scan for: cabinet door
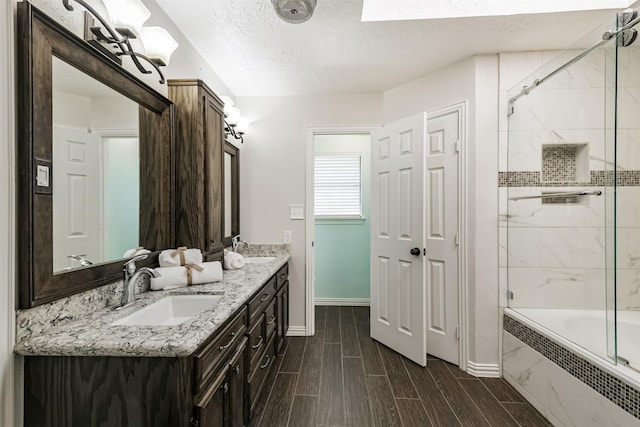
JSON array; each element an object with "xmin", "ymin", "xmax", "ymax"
[
  {"xmin": 194, "ymin": 364, "xmax": 229, "ymax": 427},
  {"xmin": 203, "ymin": 93, "xmax": 224, "ymax": 247},
  {"xmin": 276, "ymin": 281, "xmax": 289, "ymax": 353},
  {"xmin": 228, "ymin": 338, "xmax": 248, "ymax": 427}
]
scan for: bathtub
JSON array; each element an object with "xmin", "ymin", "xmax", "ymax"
[
  {"xmin": 510, "ymin": 308, "xmax": 640, "ymax": 388},
  {"xmin": 503, "ymin": 309, "xmax": 640, "ymax": 424}
]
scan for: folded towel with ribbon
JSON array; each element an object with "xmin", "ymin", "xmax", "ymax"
[
  {"xmin": 159, "ymin": 247, "xmax": 203, "ymax": 267},
  {"xmin": 150, "ymin": 261, "xmax": 223, "ymax": 291},
  {"xmin": 223, "ymin": 250, "xmax": 246, "ymax": 270},
  {"xmin": 123, "ymin": 247, "xmax": 151, "ymax": 258}
]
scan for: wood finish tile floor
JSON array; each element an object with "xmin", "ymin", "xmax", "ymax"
[{"xmin": 251, "ymin": 306, "xmax": 551, "ymax": 427}]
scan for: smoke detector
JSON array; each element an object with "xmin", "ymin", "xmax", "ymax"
[{"xmin": 272, "ymin": 0, "xmax": 317, "ymax": 24}]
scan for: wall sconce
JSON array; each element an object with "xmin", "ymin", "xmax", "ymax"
[
  {"xmin": 62, "ymin": 0, "xmax": 179, "ymax": 84},
  {"xmin": 220, "ymin": 96, "xmax": 248, "ymax": 144}
]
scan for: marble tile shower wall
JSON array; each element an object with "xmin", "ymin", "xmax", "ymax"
[{"xmin": 498, "ymin": 49, "xmax": 640, "ymax": 311}]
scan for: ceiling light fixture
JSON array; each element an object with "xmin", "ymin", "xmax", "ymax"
[
  {"xmin": 220, "ymin": 96, "xmax": 248, "ymax": 143},
  {"xmin": 62, "ymin": 0, "xmax": 179, "ymax": 84},
  {"xmin": 272, "ymin": 0, "xmax": 317, "ymax": 24}
]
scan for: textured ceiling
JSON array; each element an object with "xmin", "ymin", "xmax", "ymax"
[{"xmin": 155, "ymin": 0, "xmax": 624, "ymax": 96}]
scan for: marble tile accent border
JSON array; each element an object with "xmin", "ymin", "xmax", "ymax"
[
  {"xmin": 499, "ymin": 170, "xmax": 640, "ymax": 187},
  {"xmin": 504, "ymin": 313, "xmax": 640, "ymax": 420}
]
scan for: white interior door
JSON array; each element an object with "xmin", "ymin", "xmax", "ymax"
[
  {"xmin": 370, "ymin": 113, "xmax": 427, "ymax": 366},
  {"xmin": 53, "ymin": 126, "xmax": 102, "ymax": 271},
  {"xmin": 425, "ymin": 111, "xmax": 460, "ymax": 365}
]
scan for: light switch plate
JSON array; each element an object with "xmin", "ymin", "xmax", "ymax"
[
  {"xmin": 283, "ymin": 231, "xmax": 292, "ymax": 244},
  {"xmin": 34, "ymin": 158, "xmax": 52, "ymax": 195},
  {"xmin": 289, "ymin": 204, "xmax": 304, "ymax": 220}
]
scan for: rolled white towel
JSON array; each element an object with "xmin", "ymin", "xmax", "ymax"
[
  {"xmin": 150, "ymin": 261, "xmax": 223, "ymax": 291},
  {"xmin": 159, "ymin": 247, "xmax": 203, "ymax": 267},
  {"xmin": 123, "ymin": 247, "xmax": 151, "ymax": 258},
  {"xmin": 223, "ymin": 251, "xmax": 245, "ymax": 270}
]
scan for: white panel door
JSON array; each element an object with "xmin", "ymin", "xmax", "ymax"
[
  {"xmin": 53, "ymin": 126, "xmax": 102, "ymax": 271},
  {"xmin": 425, "ymin": 111, "xmax": 460, "ymax": 365},
  {"xmin": 370, "ymin": 113, "xmax": 426, "ymax": 366}
]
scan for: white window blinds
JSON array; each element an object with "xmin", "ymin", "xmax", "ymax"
[{"xmin": 314, "ymin": 154, "xmax": 362, "ymax": 216}]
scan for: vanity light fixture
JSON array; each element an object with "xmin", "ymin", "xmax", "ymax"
[
  {"xmin": 220, "ymin": 96, "xmax": 247, "ymax": 143},
  {"xmin": 62, "ymin": 0, "xmax": 179, "ymax": 83}
]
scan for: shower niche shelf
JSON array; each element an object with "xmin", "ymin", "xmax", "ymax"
[{"xmin": 541, "ymin": 143, "xmax": 589, "ymax": 183}]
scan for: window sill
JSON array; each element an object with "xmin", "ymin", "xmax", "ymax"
[{"xmin": 315, "ymin": 216, "xmax": 367, "ymax": 225}]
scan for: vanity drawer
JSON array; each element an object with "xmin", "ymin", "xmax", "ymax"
[
  {"xmin": 265, "ymin": 298, "xmax": 277, "ymax": 338},
  {"xmin": 276, "ymin": 264, "xmax": 288, "ymax": 289},
  {"xmin": 193, "ymin": 306, "xmax": 248, "ymax": 394},
  {"xmin": 248, "ymin": 277, "xmax": 276, "ymax": 323},
  {"xmin": 248, "ymin": 312, "xmax": 266, "ymax": 367},
  {"xmin": 248, "ymin": 333, "xmax": 277, "ymax": 415}
]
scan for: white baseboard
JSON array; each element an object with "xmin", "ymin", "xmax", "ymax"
[
  {"xmin": 466, "ymin": 361, "xmax": 500, "ymax": 378},
  {"xmin": 286, "ymin": 326, "xmax": 307, "ymax": 336},
  {"xmin": 314, "ymin": 298, "xmax": 370, "ymax": 306}
]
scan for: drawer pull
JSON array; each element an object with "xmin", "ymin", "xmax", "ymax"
[
  {"xmin": 252, "ymin": 336, "xmax": 264, "ymax": 349},
  {"xmin": 223, "ymin": 382, "xmax": 229, "ymax": 393},
  {"xmin": 234, "ymin": 365, "xmax": 240, "ymax": 374},
  {"xmin": 279, "ymin": 274, "xmax": 287, "ymax": 280},
  {"xmin": 267, "ymin": 316, "xmax": 276, "ymax": 325},
  {"xmin": 260, "ymin": 293, "xmax": 270, "ymax": 302},
  {"xmin": 260, "ymin": 355, "xmax": 271, "ymax": 369},
  {"xmin": 219, "ymin": 332, "xmax": 236, "ymax": 351}
]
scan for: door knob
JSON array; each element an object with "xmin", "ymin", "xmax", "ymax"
[{"xmin": 410, "ymin": 247, "xmax": 421, "ymax": 256}]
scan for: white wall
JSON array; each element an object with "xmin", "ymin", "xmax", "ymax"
[
  {"xmin": 1, "ymin": 1, "xmax": 16, "ymax": 425},
  {"xmin": 235, "ymin": 94, "xmax": 383, "ymax": 328},
  {"xmin": 383, "ymin": 55, "xmax": 501, "ymax": 367}
]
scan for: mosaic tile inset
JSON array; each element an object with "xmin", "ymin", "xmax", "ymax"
[
  {"xmin": 542, "ymin": 145, "xmax": 578, "ymax": 182},
  {"xmin": 504, "ymin": 313, "xmax": 640, "ymax": 420},
  {"xmin": 499, "ymin": 170, "xmax": 640, "ymax": 187}
]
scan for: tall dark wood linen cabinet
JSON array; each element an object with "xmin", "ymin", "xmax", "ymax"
[{"xmin": 168, "ymin": 80, "xmax": 225, "ymax": 256}]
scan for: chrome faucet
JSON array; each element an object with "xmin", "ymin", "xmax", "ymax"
[
  {"xmin": 119, "ymin": 254, "xmax": 160, "ymax": 309},
  {"xmin": 68, "ymin": 254, "xmax": 93, "ymax": 266},
  {"xmin": 231, "ymin": 235, "xmax": 248, "ymax": 252}
]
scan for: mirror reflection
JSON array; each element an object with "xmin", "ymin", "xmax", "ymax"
[
  {"xmin": 224, "ymin": 151, "xmax": 232, "ymax": 237},
  {"xmin": 52, "ymin": 56, "xmax": 140, "ymax": 272}
]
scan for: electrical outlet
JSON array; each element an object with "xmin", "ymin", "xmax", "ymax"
[{"xmin": 283, "ymin": 231, "xmax": 292, "ymax": 244}]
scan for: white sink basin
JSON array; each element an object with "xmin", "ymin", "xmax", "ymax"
[
  {"xmin": 111, "ymin": 295, "xmax": 222, "ymax": 326},
  {"xmin": 244, "ymin": 256, "xmax": 276, "ymax": 264}
]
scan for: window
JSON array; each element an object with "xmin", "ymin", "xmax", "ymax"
[{"xmin": 314, "ymin": 154, "xmax": 362, "ymax": 217}]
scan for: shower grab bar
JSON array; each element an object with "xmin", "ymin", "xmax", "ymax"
[
  {"xmin": 508, "ymin": 8, "xmax": 640, "ymax": 109},
  {"xmin": 508, "ymin": 190, "xmax": 602, "ymax": 201}
]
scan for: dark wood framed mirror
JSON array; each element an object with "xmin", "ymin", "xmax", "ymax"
[
  {"xmin": 17, "ymin": 2, "xmax": 173, "ymax": 308},
  {"xmin": 223, "ymin": 142, "xmax": 240, "ymax": 247}
]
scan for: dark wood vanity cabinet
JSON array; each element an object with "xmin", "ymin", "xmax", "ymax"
[
  {"xmin": 168, "ymin": 79, "xmax": 225, "ymax": 256},
  {"xmin": 275, "ymin": 264, "xmax": 290, "ymax": 353},
  {"xmin": 23, "ymin": 263, "xmax": 289, "ymax": 427},
  {"xmin": 193, "ymin": 336, "xmax": 247, "ymax": 427},
  {"xmin": 192, "ymin": 306, "xmax": 247, "ymax": 427}
]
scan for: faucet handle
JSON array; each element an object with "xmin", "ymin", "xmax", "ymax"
[
  {"xmin": 124, "ymin": 253, "xmax": 148, "ymax": 274},
  {"xmin": 232, "ymin": 235, "xmax": 241, "ymax": 243}
]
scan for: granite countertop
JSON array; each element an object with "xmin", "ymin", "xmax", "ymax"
[{"xmin": 14, "ymin": 252, "xmax": 290, "ymax": 358}]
